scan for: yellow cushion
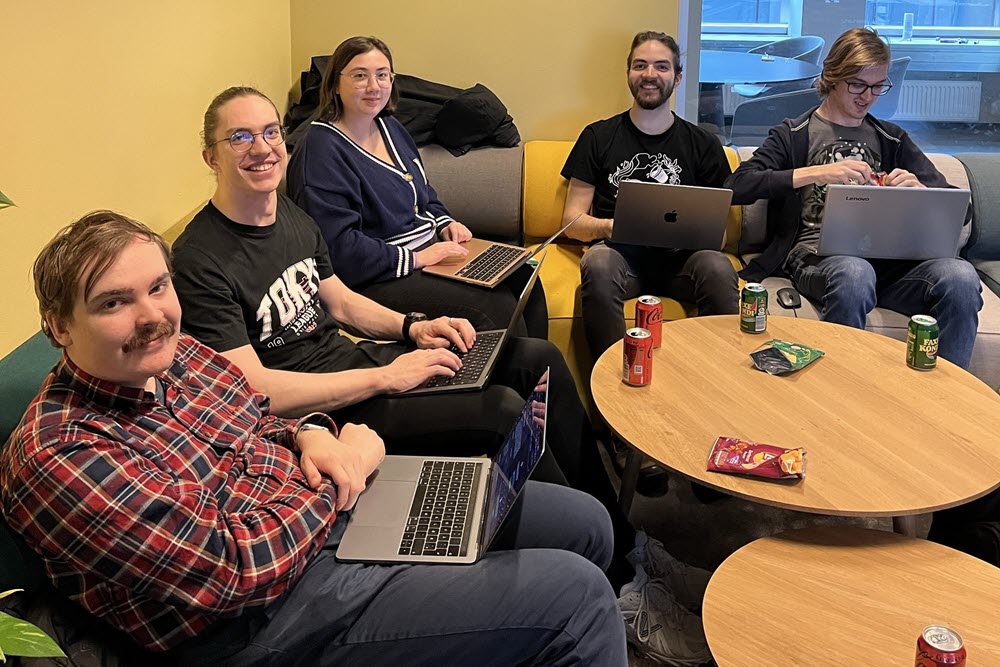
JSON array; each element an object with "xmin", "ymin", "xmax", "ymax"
[
  {"xmin": 722, "ymin": 146, "xmax": 742, "ymax": 255},
  {"xmin": 523, "ymin": 141, "xmax": 574, "ymax": 240}
]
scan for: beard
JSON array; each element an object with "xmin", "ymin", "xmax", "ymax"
[{"xmin": 630, "ymin": 78, "xmax": 675, "ymax": 110}]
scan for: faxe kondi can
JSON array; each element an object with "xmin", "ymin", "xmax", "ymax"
[
  {"xmin": 635, "ymin": 296, "xmax": 663, "ymax": 348},
  {"xmin": 623, "ymin": 328, "xmax": 653, "ymax": 386},
  {"xmin": 740, "ymin": 283, "xmax": 768, "ymax": 333},
  {"xmin": 906, "ymin": 315, "xmax": 940, "ymax": 371},
  {"xmin": 915, "ymin": 625, "xmax": 966, "ymax": 666}
]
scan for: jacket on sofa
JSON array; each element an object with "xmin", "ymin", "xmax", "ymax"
[{"xmin": 726, "ymin": 106, "xmax": 955, "ymax": 282}]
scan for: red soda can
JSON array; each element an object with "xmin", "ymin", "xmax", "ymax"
[
  {"xmin": 916, "ymin": 626, "xmax": 966, "ymax": 666},
  {"xmin": 623, "ymin": 328, "xmax": 653, "ymax": 386},
  {"xmin": 635, "ymin": 296, "xmax": 663, "ymax": 348}
]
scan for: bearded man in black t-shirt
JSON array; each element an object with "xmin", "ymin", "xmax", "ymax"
[{"xmin": 561, "ymin": 31, "xmax": 739, "ymax": 363}]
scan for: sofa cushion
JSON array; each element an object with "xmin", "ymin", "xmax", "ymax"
[
  {"xmin": 523, "ymin": 141, "xmax": 574, "ymax": 240},
  {"xmin": 957, "ymin": 153, "xmax": 1000, "ymax": 263},
  {"xmin": 419, "ymin": 143, "xmax": 523, "ymax": 243},
  {"xmin": 1, "ymin": 331, "xmax": 60, "ymax": 592},
  {"xmin": 974, "ymin": 259, "xmax": 1000, "ymax": 298}
]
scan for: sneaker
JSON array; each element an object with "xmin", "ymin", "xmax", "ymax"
[
  {"xmin": 618, "ymin": 564, "xmax": 713, "ymax": 666},
  {"xmin": 627, "ymin": 531, "xmax": 713, "ymax": 614}
]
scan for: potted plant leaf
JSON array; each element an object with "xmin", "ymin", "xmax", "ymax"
[{"xmin": 0, "ymin": 590, "xmax": 65, "ymax": 662}]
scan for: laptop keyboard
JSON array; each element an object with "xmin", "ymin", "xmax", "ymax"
[
  {"xmin": 456, "ymin": 244, "xmax": 525, "ymax": 282},
  {"xmin": 399, "ymin": 460, "xmax": 483, "ymax": 557},
  {"xmin": 422, "ymin": 330, "xmax": 503, "ymax": 388}
]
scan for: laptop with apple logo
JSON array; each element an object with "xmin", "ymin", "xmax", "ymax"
[{"xmin": 611, "ymin": 181, "xmax": 733, "ymax": 250}]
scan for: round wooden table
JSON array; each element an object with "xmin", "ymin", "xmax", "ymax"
[
  {"xmin": 592, "ymin": 315, "xmax": 1000, "ymax": 523},
  {"xmin": 703, "ymin": 526, "xmax": 1000, "ymax": 665}
]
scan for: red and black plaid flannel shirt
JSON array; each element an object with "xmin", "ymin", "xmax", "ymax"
[{"xmin": 0, "ymin": 335, "xmax": 339, "ymax": 651}]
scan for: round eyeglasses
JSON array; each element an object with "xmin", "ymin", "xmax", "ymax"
[
  {"xmin": 208, "ymin": 125, "xmax": 287, "ymax": 153},
  {"xmin": 341, "ymin": 71, "xmax": 395, "ymax": 89},
  {"xmin": 843, "ymin": 80, "xmax": 893, "ymax": 96}
]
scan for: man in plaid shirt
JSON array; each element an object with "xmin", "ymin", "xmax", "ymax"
[{"xmin": 0, "ymin": 212, "xmax": 626, "ymax": 664}]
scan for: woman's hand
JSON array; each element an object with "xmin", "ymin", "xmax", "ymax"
[
  {"xmin": 414, "ymin": 242, "xmax": 469, "ymax": 269},
  {"xmin": 440, "ymin": 222, "xmax": 473, "ymax": 243}
]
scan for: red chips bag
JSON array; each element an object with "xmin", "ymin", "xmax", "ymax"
[{"xmin": 707, "ymin": 437, "xmax": 806, "ymax": 479}]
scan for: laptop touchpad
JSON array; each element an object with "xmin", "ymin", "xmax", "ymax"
[{"xmin": 350, "ymin": 481, "xmax": 415, "ymax": 527}]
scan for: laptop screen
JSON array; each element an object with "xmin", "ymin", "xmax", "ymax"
[{"xmin": 480, "ymin": 369, "xmax": 548, "ymax": 548}]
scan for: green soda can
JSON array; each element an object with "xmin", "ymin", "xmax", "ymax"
[
  {"xmin": 906, "ymin": 314, "xmax": 940, "ymax": 371},
  {"xmin": 740, "ymin": 283, "xmax": 768, "ymax": 333}
]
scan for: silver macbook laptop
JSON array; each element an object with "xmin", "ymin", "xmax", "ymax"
[
  {"xmin": 402, "ymin": 253, "xmax": 544, "ymax": 396},
  {"xmin": 611, "ymin": 181, "xmax": 732, "ymax": 250},
  {"xmin": 423, "ymin": 215, "xmax": 578, "ymax": 288},
  {"xmin": 819, "ymin": 185, "xmax": 970, "ymax": 260},
  {"xmin": 336, "ymin": 371, "xmax": 548, "ymax": 564}
]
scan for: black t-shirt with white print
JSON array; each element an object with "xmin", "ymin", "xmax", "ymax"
[
  {"xmin": 561, "ymin": 111, "xmax": 732, "ymax": 259},
  {"xmin": 172, "ymin": 195, "xmax": 356, "ymax": 374}
]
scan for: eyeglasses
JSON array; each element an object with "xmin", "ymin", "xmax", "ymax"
[
  {"xmin": 842, "ymin": 80, "xmax": 893, "ymax": 96},
  {"xmin": 341, "ymin": 71, "xmax": 395, "ymax": 89},
  {"xmin": 208, "ymin": 125, "xmax": 287, "ymax": 153}
]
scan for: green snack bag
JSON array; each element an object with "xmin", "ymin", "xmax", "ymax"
[{"xmin": 750, "ymin": 339, "xmax": 825, "ymax": 375}]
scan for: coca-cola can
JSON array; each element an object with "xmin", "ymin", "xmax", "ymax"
[
  {"xmin": 623, "ymin": 328, "xmax": 653, "ymax": 386},
  {"xmin": 635, "ymin": 296, "xmax": 663, "ymax": 348},
  {"xmin": 916, "ymin": 625, "xmax": 966, "ymax": 666}
]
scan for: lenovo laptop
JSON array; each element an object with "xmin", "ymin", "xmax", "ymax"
[
  {"xmin": 423, "ymin": 215, "xmax": 578, "ymax": 288},
  {"xmin": 818, "ymin": 185, "xmax": 970, "ymax": 260},
  {"xmin": 611, "ymin": 181, "xmax": 732, "ymax": 250},
  {"xmin": 337, "ymin": 372, "xmax": 548, "ymax": 564},
  {"xmin": 403, "ymin": 253, "xmax": 544, "ymax": 396}
]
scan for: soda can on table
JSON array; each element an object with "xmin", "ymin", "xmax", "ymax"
[
  {"xmin": 740, "ymin": 283, "xmax": 768, "ymax": 333},
  {"xmin": 915, "ymin": 625, "xmax": 966, "ymax": 666},
  {"xmin": 635, "ymin": 296, "xmax": 663, "ymax": 348},
  {"xmin": 623, "ymin": 327, "xmax": 653, "ymax": 386},
  {"xmin": 906, "ymin": 315, "xmax": 940, "ymax": 371}
]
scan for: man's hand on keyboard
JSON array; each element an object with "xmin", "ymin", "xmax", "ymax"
[
  {"xmin": 439, "ymin": 221, "xmax": 473, "ymax": 243},
  {"xmin": 384, "ymin": 348, "xmax": 464, "ymax": 393},
  {"xmin": 414, "ymin": 241, "xmax": 469, "ymax": 268},
  {"xmin": 410, "ymin": 316, "xmax": 476, "ymax": 352}
]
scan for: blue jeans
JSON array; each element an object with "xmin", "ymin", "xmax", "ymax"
[
  {"xmin": 172, "ymin": 482, "xmax": 627, "ymax": 667},
  {"xmin": 787, "ymin": 250, "xmax": 983, "ymax": 368},
  {"xmin": 580, "ymin": 243, "xmax": 739, "ymax": 360}
]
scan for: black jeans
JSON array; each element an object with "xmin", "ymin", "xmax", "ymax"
[{"xmin": 580, "ymin": 242, "xmax": 739, "ymax": 360}]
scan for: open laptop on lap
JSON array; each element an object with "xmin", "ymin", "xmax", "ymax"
[
  {"xmin": 423, "ymin": 215, "xmax": 578, "ymax": 288},
  {"xmin": 818, "ymin": 185, "xmax": 970, "ymax": 260},
  {"xmin": 611, "ymin": 181, "xmax": 732, "ymax": 250},
  {"xmin": 336, "ymin": 371, "xmax": 548, "ymax": 564},
  {"xmin": 402, "ymin": 253, "xmax": 544, "ymax": 396}
]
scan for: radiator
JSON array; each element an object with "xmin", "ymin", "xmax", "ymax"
[
  {"xmin": 722, "ymin": 80, "xmax": 982, "ymax": 123},
  {"xmin": 892, "ymin": 81, "xmax": 981, "ymax": 122}
]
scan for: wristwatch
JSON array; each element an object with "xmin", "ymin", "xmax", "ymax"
[{"xmin": 402, "ymin": 312, "xmax": 428, "ymax": 344}]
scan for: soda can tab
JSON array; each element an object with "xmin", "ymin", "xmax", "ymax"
[
  {"xmin": 906, "ymin": 315, "xmax": 939, "ymax": 371},
  {"xmin": 740, "ymin": 283, "xmax": 768, "ymax": 333},
  {"xmin": 915, "ymin": 625, "xmax": 966, "ymax": 666},
  {"xmin": 707, "ymin": 437, "xmax": 805, "ymax": 480},
  {"xmin": 623, "ymin": 328, "xmax": 653, "ymax": 386},
  {"xmin": 635, "ymin": 296, "xmax": 663, "ymax": 348}
]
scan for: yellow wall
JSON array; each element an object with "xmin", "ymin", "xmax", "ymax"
[
  {"xmin": 289, "ymin": 0, "xmax": 680, "ymax": 141},
  {"xmin": 0, "ymin": 2, "xmax": 292, "ymax": 357}
]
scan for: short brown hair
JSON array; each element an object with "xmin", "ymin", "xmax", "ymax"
[
  {"xmin": 33, "ymin": 210, "xmax": 171, "ymax": 346},
  {"xmin": 317, "ymin": 36, "xmax": 400, "ymax": 124},
  {"xmin": 817, "ymin": 27, "xmax": 891, "ymax": 96},
  {"xmin": 202, "ymin": 86, "xmax": 280, "ymax": 150},
  {"xmin": 627, "ymin": 31, "xmax": 683, "ymax": 76}
]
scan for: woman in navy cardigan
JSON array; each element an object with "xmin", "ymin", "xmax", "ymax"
[{"xmin": 287, "ymin": 36, "xmax": 546, "ymax": 338}]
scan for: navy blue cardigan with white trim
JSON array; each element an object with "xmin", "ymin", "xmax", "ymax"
[{"xmin": 287, "ymin": 116, "xmax": 454, "ymax": 288}]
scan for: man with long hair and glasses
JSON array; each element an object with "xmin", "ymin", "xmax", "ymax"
[{"xmin": 727, "ymin": 27, "xmax": 982, "ymax": 368}]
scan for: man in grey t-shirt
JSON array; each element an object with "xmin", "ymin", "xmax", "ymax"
[{"xmin": 727, "ymin": 27, "xmax": 982, "ymax": 368}]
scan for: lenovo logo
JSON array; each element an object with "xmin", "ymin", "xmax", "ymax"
[{"xmin": 845, "ymin": 196, "xmax": 869, "ymax": 202}]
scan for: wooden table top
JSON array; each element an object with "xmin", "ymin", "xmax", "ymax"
[
  {"xmin": 591, "ymin": 315, "xmax": 1000, "ymax": 516},
  {"xmin": 703, "ymin": 526, "xmax": 1000, "ymax": 665}
]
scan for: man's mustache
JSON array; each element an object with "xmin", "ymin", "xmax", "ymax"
[{"xmin": 122, "ymin": 320, "xmax": 175, "ymax": 354}]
